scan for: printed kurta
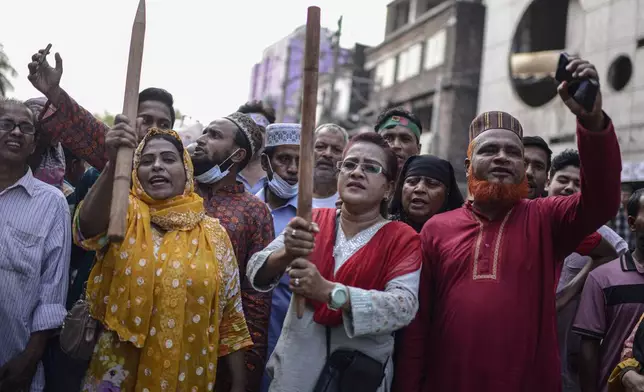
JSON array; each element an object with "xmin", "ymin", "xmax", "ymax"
[
  {"xmin": 202, "ymin": 182, "xmax": 275, "ymax": 392},
  {"xmin": 394, "ymin": 119, "xmax": 622, "ymax": 392}
]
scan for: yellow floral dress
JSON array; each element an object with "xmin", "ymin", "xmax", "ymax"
[{"xmin": 73, "ymin": 128, "xmax": 253, "ymax": 392}]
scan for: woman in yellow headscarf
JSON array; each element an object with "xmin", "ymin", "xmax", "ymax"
[{"xmin": 73, "ymin": 118, "xmax": 252, "ymax": 392}]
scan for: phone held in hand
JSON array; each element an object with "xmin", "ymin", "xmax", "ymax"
[{"xmin": 555, "ymin": 52, "xmax": 599, "ymax": 113}]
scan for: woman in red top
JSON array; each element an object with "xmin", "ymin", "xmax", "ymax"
[{"xmin": 247, "ymin": 132, "xmax": 422, "ymax": 391}]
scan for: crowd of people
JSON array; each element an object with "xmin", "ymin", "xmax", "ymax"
[{"xmin": 1, "ymin": 46, "xmax": 644, "ymax": 392}]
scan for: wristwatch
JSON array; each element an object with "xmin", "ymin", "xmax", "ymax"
[{"xmin": 327, "ymin": 284, "xmax": 349, "ymax": 311}]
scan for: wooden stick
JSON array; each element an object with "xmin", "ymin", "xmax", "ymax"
[
  {"xmin": 295, "ymin": 6, "xmax": 321, "ymax": 319},
  {"xmin": 107, "ymin": 0, "xmax": 146, "ymax": 242}
]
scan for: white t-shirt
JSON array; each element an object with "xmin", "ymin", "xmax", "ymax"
[{"xmin": 312, "ymin": 193, "xmax": 339, "ymax": 209}]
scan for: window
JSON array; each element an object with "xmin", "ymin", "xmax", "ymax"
[
  {"xmin": 418, "ymin": 0, "xmax": 444, "ymax": 15},
  {"xmin": 407, "ymin": 44, "xmax": 421, "ymax": 78},
  {"xmin": 397, "ymin": 44, "xmax": 422, "ymax": 82},
  {"xmin": 393, "ymin": 1, "xmax": 410, "ymax": 31},
  {"xmin": 374, "ymin": 57, "xmax": 396, "ymax": 90},
  {"xmin": 396, "ymin": 52, "xmax": 408, "ymax": 82},
  {"xmin": 378, "ymin": 57, "xmax": 396, "ymax": 88},
  {"xmin": 424, "ymin": 29, "xmax": 446, "ymax": 70}
]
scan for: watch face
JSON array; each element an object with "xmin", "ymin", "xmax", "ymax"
[{"xmin": 332, "ymin": 287, "xmax": 348, "ymax": 306}]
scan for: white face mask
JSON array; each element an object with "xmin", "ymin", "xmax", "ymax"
[
  {"xmin": 266, "ymin": 158, "xmax": 298, "ymax": 199},
  {"xmin": 194, "ymin": 149, "xmax": 240, "ymax": 184}
]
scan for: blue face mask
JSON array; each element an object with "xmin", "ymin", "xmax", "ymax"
[
  {"xmin": 266, "ymin": 158, "xmax": 298, "ymax": 199},
  {"xmin": 194, "ymin": 149, "xmax": 240, "ymax": 184}
]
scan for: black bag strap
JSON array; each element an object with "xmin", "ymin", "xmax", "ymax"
[{"xmin": 326, "ymin": 326, "xmax": 332, "ymax": 359}]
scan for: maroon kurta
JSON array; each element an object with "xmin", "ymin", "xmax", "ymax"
[{"xmin": 394, "ymin": 119, "xmax": 621, "ymax": 392}]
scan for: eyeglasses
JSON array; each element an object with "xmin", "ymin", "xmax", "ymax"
[
  {"xmin": 336, "ymin": 160, "xmax": 385, "ymax": 175},
  {"xmin": 0, "ymin": 119, "xmax": 36, "ymax": 135}
]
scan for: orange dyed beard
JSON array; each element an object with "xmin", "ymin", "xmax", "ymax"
[{"xmin": 467, "ymin": 142, "xmax": 529, "ymax": 204}]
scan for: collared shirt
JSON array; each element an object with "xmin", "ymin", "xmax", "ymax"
[
  {"xmin": 255, "ymin": 187, "xmax": 298, "ymax": 236},
  {"xmin": 0, "ymin": 169, "xmax": 71, "ymax": 392},
  {"xmin": 202, "ymin": 181, "xmax": 275, "ymax": 392},
  {"xmin": 572, "ymin": 253, "xmax": 644, "ymax": 392},
  {"xmin": 237, "ymin": 173, "xmax": 268, "ymax": 196},
  {"xmin": 255, "ymin": 186, "xmax": 298, "ymax": 392}
]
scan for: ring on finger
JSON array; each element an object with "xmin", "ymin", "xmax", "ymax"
[
  {"xmin": 291, "ymin": 229, "xmax": 297, "ymax": 237},
  {"xmin": 294, "ymin": 277, "xmax": 300, "ymax": 287}
]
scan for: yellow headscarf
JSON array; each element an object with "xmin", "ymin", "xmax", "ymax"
[{"xmin": 85, "ymin": 128, "xmax": 222, "ymax": 390}]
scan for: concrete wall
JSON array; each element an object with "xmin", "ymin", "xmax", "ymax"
[{"xmin": 478, "ymin": 0, "xmax": 644, "ymax": 168}]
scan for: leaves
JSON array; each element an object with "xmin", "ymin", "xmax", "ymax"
[{"xmin": 0, "ymin": 44, "xmax": 17, "ymax": 97}]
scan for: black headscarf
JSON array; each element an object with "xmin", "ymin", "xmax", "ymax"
[{"xmin": 389, "ymin": 155, "xmax": 464, "ymax": 230}]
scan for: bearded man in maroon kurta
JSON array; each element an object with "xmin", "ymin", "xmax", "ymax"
[{"xmin": 394, "ymin": 58, "xmax": 622, "ymax": 392}]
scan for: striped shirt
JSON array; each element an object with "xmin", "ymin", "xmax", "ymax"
[{"xmin": 0, "ymin": 169, "xmax": 71, "ymax": 392}]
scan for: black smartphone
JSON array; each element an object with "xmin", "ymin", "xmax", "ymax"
[
  {"xmin": 555, "ymin": 52, "xmax": 574, "ymax": 83},
  {"xmin": 555, "ymin": 52, "xmax": 599, "ymax": 113}
]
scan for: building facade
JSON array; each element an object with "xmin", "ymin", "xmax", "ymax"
[
  {"xmin": 478, "ymin": 0, "xmax": 644, "ymax": 181},
  {"xmin": 316, "ymin": 44, "xmax": 372, "ymax": 128},
  {"xmin": 361, "ymin": 0, "xmax": 486, "ymax": 185},
  {"xmin": 248, "ymin": 25, "xmax": 351, "ymax": 123}
]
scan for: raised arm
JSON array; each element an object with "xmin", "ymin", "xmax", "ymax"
[
  {"xmin": 77, "ymin": 115, "xmax": 138, "ymax": 239},
  {"xmin": 541, "ymin": 58, "xmax": 621, "ymax": 257},
  {"xmin": 28, "ymin": 48, "xmax": 110, "ymax": 170}
]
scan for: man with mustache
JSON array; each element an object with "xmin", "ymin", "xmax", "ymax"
[
  {"xmin": 375, "ymin": 107, "xmax": 421, "ymax": 170},
  {"xmin": 191, "ymin": 112, "xmax": 275, "ymax": 392},
  {"xmin": 523, "ymin": 135, "xmax": 551, "ymax": 199},
  {"xmin": 254, "ymin": 123, "xmax": 301, "ymax": 392},
  {"xmin": 394, "ymin": 57, "xmax": 622, "ymax": 392},
  {"xmin": 312, "ymin": 123, "xmax": 348, "ymax": 208}
]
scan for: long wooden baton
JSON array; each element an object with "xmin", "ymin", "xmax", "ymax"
[
  {"xmin": 294, "ymin": 6, "xmax": 321, "ymax": 319},
  {"xmin": 107, "ymin": 0, "xmax": 146, "ymax": 242}
]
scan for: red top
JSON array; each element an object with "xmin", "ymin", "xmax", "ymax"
[
  {"xmin": 394, "ymin": 119, "xmax": 622, "ymax": 392},
  {"xmin": 307, "ymin": 208, "xmax": 421, "ymax": 326}
]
